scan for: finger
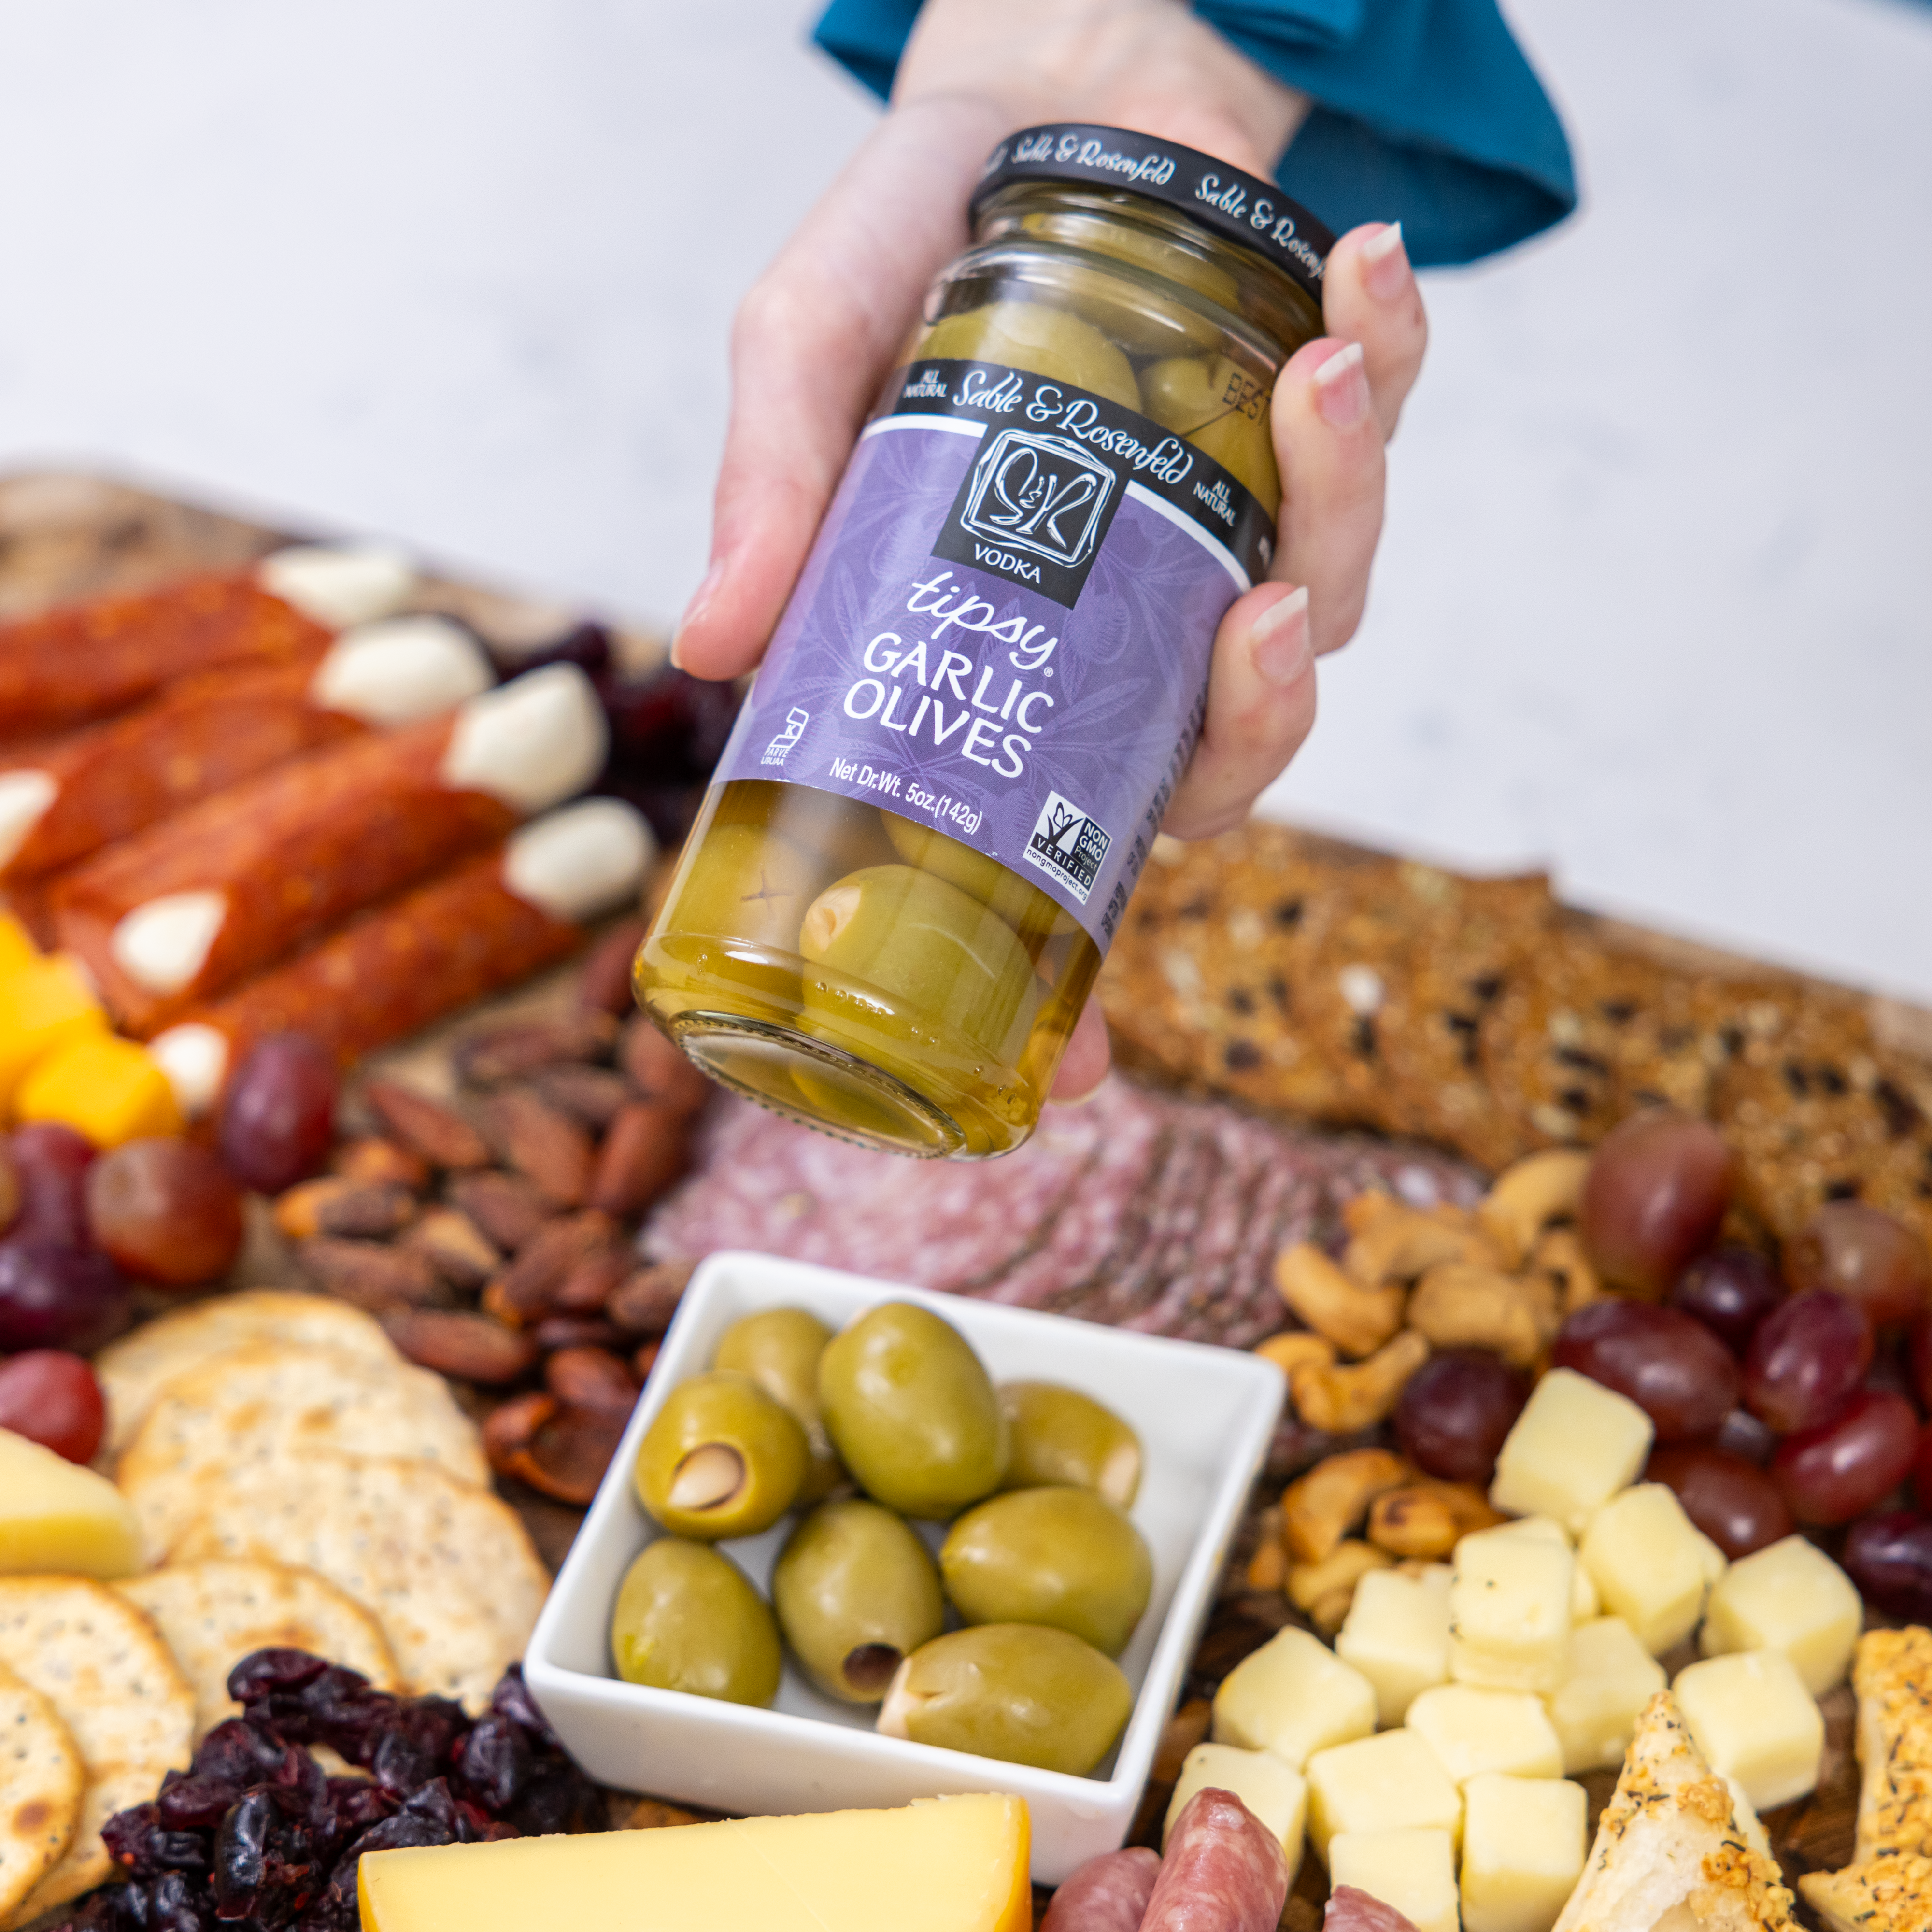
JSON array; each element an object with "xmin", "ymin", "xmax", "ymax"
[
  {"xmin": 1272, "ymin": 335, "xmax": 1387, "ymax": 656},
  {"xmin": 1320, "ymin": 222, "xmax": 1428, "ymax": 442},
  {"xmin": 1049, "ymin": 994, "xmax": 1113, "ymax": 1102},
  {"xmin": 1163, "ymin": 580, "xmax": 1319, "ymax": 839}
]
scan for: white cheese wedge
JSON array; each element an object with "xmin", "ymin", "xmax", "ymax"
[
  {"xmin": 1461, "ymin": 1773, "xmax": 1587, "ymax": 1932},
  {"xmin": 110, "ymin": 889, "xmax": 228, "ymax": 995},
  {"xmin": 0, "ymin": 769, "xmax": 57, "ymax": 869},
  {"xmin": 1449, "ymin": 1523, "xmax": 1573, "ymax": 1693},
  {"xmin": 1406, "ymin": 1683, "xmax": 1563, "ymax": 1786},
  {"xmin": 1580, "ymin": 1482, "xmax": 1717, "ymax": 1655},
  {"xmin": 1211, "ymin": 1625, "xmax": 1377, "ymax": 1770},
  {"xmin": 259, "ymin": 542, "xmax": 416, "ymax": 627},
  {"xmin": 1480, "ymin": 1515, "xmax": 1598, "ymax": 1622},
  {"xmin": 1329, "ymin": 1829, "xmax": 1459, "ymax": 1932},
  {"xmin": 438, "ymin": 662, "xmax": 607, "ymax": 815},
  {"xmin": 1544, "ymin": 1615, "xmax": 1668, "ymax": 1775},
  {"xmin": 1306, "ymin": 1729, "xmax": 1463, "ymax": 1860},
  {"xmin": 1335, "ymin": 1563, "xmax": 1452, "ymax": 1725},
  {"xmin": 1490, "ymin": 1368, "xmax": 1653, "ymax": 1534},
  {"xmin": 1701, "ymin": 1534, "xmax": 1862, "ymax": 1695},
  {"xmin": 309, "ymin": 615, "xmax": 493, "ymax": 726},
  {"xmin": 147, "ymin": 1022, "xmax": 231, "ymax": 1120},
  {"xmin": 1165, "ymin": 1743, "xmax": 1305, "ymax": 1884},
  {"xmin": 1673, "ymin": 1648, "xmax": 1825, "ymax": 1812},
  {"xmin": 0, "ymin": 1427, "xmax": 143, "ymax": 1576},
  {"xmin": 502, "ymin": 799, "xmax": 654, "ymax": 923}
]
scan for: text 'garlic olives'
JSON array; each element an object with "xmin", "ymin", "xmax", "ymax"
[
  {"xmin": 611, "ymin": 1539, "xmax": 782, "ymax": 1708},
  {"xmin": 633, "ymin": 1370, "xmax": 808, "ymax": 1539},
  {"xmin": 634, "ymin": 123, "xmax": 1331, "ymax": 1158},
  {"xmin": 713, "ymin": 1305, "xmax": 844, "ymax": 1503},
  {"xmin": 1000, "ymin": 1381, "xmax": 1142, "ymax": 1506},
  {"xmin": 818, "ymin": 1302, "xmax": 1008, "ymax": 1519}
]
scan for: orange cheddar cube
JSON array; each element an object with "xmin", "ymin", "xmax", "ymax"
[
  {"xmin": 14, "ymin": 1032, "xmax": 183, "ymax": 1146},
  {"xmin": 0, "ymin": 953, "xmax": 106, "ymax": 1108}
]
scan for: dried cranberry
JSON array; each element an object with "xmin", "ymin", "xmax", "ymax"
[
  {"xmin": 454, "ymin": 1714, "xmax": 531, "ymax": 1814},
  {"xmin": 146, "ymin": 1872, "xmax": 215, "ymax": 1932},
  {"xmin": 488, "ymin": 1665, "xmax": 557, "ymax": 1746},
  {"xmin": 322, "ymin": 1777, "xmax": 395, "ymax": 1834},
  {"xmin": 506, "ymin": 1760, "xmax": 604, "ymax": 1838},
  {"xmin": 366, "ymin": 1701, "xmax": 466, "ymax": 1796},
  {"xmin": 192, "ymin": 1719, "xmax": 294, "ymax": 1789},
  {"xmin": 212, "ymin": 1786, "xmax": 321, "ymax": 1928},
  {"xmin": 156, "ymin": 1776, "xmax": 240, "ymax": 1832},
  {"xmin": 227, "ymin": 1649, "xmax": 331, "ymax": 1705}
]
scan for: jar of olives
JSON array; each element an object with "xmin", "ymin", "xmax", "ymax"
[{"xmin": 638, "ymin": 124, "xmax": 1333, "ymax": 1156}]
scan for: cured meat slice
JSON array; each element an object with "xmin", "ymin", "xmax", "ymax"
[
  {"xmin": 1038, "ymin": 1847, "xmax": 1161, "ymax": 1932},
  {"xmin": 0, "ymin": 617, "xmax": 490, "ymax": 883},
  {"xmin": 1323, "ymin": 1887, "xmax": 1420, "ymax": 1932},
  {"xmin": 51, "ymin": 662, "xmax": 605, "ymax": 1033},
  {"xmin": 1139, "ymin": 1788, "xmax": 1288, "ymax": 1932},
  {"xmin": 148, "ymin": 799, "xmax": 653, "ymax": 1115}
]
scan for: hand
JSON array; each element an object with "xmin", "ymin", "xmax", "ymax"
[{"xmin": 672, "ymin": 0, "xmax": 1428, "ymax": 1103}]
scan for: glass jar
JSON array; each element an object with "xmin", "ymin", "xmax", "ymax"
[{"xmin": 637, "ymin": 124, "xmax": 1332, "ymax": 1158}]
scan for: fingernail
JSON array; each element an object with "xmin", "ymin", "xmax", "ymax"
[
  {"xmin": 670, "ymin": 557, "xmax": 727, "ymax": 668},
  {"xmin": 1361, "ymin": 222, "xmax": 1410, "ymax": 302},
  {"xmin": 1313, "ymin": 342, "xmax": 1369, "ymax": 429},
  {"xmin": 1250, "ymin": 584, "xmax": 1310, "ymax": 687}
]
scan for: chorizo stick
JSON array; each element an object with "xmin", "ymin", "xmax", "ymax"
[
  {"xmin": 1138, "ymin": 1789, "xmax": 1289, "ymax": 1932},
  {"xmin": 1322, "ymin": 1887, "xmax": 1420, "ymax": 1932},
  {"xmin": 0, "ymin": 616, "xmax": 490, "ymax": 883},
  {"xmin": 50, "ymin": 662, "xmax": 606, "ymax": 1033},
  {"xmin": 1038, "ymin": 1848, "xmax": 1161, "ymax": 1932},
  {"xmin": 148, "ymin": 798, "xmax": 654, "ymax": 1114}
]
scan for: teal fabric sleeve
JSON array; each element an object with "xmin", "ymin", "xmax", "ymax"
[{"xmin": 811, "ymin": 0, "xmax": 1577, "ymax": 265}]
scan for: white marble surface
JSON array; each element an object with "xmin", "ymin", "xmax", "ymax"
[{"xmin": 2, "ymin": 0, "xmax": 1928, "ymax": 999}]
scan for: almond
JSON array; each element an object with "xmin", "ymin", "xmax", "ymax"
[
  {"xmin": 532, "ymin": 1314, "xmax": 625, "ymax": 1353},
  {"xmin": 403, "ymin": 1207, "xmax": 502, "ymax": 1291},
  {"xmin": 485, "ymin": 1208, "xmax": 621, "ymax": 1322},
  {"xmin": 384, "ymin": 1308, "xmax": 539, "ymax": 1385},
  {"xmin": 531, "ymin": 1064, "xmax": 636, "ymax": 1130},
  {"xmin": 478, "ymin": 1088, "xmax": 595, "ymax": 1207},
  {"xmin": 455, "ymin": 1011, "xmax": 618, "ymax": 1086},
  {"xmin": 331, "ymin": 1136, "xmax": 431, "ymax": 1192},
  {"xmin": 296, "ymin": 1237, "xmax": 442, "ymax": 1312},
  {"xmin": 275, "ymin": 1178, "xmax": 418, "ymax": 1243},
  {"xmin": 544, "ymin": 1345, "xmax": 639, "ymax": 1415},
  {"xmin": 590, "ymin": 1100, "xmax": 690, "ymax": 1216},
  {"xmin": 577, "ymin": 917, "xmax": 647, "ymax": 1017},
  {"xmin": 618, "ymin": 1017, "xmax": 712, "ymax": 1117},
  {"xmin": 447, "ymin": 1170, "xmax": 552, "ymax": 1252},
  {"xmin": 362, "ymin": 1079, "xmax": 492, "ymax": 1171},
  {"xmin": 555, "ymin": 1245, "xmax": 632, "ymax": 1314},
  {"xmin": 606, "ymin": 1261, "xmax": 694, "ymax": 1336}
]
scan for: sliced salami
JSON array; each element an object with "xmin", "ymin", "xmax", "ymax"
[
  {"xmin": 1038, "ymin": 1847, "xmax": 1161, "ymax": 1932},
  {"xmin": 1323, "ymin": 1885, "xmax": 1420, "ymax": 1932},
  {"xmin": 1139, "ymin": 1787, "xmax": 1288, "ymax": 1932}
]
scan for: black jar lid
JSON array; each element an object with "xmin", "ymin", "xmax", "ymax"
[{"xmin": 971, "ymin": 123, "xmax": 1334, "ymax": 306}]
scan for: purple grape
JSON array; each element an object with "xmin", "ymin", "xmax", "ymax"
[
  {"xmin": 4, "ymin": 1122, "xmax": 97, "ymax": 1247},
  {"xmin": 1671, "ymin": 1245, "xmax": 1784, "ymax": 1354},
  {"xmin": 0, "ymin": 1240, "xmax": 129, "ymax": 1351},
  {"xmin": 1844, "ymin": 1509, "xmax": 1932, "ymax": 1621},
  {"xmin": 217, "ymin": 1033, "xmax": 338, "ymax": 1193}
]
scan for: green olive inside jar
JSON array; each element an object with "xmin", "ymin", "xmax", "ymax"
[{"xmin": 637, "ymin": 124, "xmax": 1331, "ymax": 1157}]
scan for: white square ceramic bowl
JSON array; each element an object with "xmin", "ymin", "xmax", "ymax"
[{"xmin": 524, "ymin": 1251, "xmax": 1283, "ymax": 1883}]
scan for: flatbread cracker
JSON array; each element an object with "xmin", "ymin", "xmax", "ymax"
[
  {"xmin": 170, "ymin": 1451, "xmax": 549, "ymax": 1713},
  {"xmin": 118, "ymin": 1561, "xmax": 400, "ymax": 1740},
  {"xmin": 96, "ymin": 1289, "xmax": 397, "ymax": 1457},
  {"xmin": 118, "ymin": 1340, "xmax": 488, "ymax": 1558},
  {"xmin": 0, "ymin": 1578, "xmax": 192, "ymax": 1925},
  {"xmin": 0, "ymin": 1662, "xmax": 82, "ymax": 1924}
]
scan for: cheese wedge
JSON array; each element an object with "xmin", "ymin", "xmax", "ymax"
[
  {"xmin": 0, "ymin": 1430, "xmax": 143, "ymax": 1578},
  {"xmin": 358, "ymin": 1795, "xmax": 1032, "ymax": 1932},
  {"xmin": 14, "ymin": 1034, "xmax": 183, "ymax": 1147}
]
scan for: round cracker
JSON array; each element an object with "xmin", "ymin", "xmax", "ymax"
[
  {"xmin": 0, "ymin": 1578, "xmax": 192, "ymax": 1922},
  {"xmin": 170, "ymin": 1452, "xmax": 548, "ymax": 1714},
  {"xmin": 117, "ymin": 1561, "xmax": 401, "ymax": 1741},
  {"xmin": 0, "ymin": 1661, "xmax": 83, "ymax": 1924},
  {"xmin": 96, "ymin": 1290, "xmax": 397, "ymax": 1459},
  {"xmin": 118, "ymin": 1340, "xmax": 488, "ymax": 1558}
]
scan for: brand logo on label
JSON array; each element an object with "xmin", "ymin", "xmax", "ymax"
[
  {"xmin": 1023, "ymin": 789, "xmax": 1110, "ymax": 903},
  {"xmin": 761, "ymin": 707, "xmax": 809, "ymax": 766}
]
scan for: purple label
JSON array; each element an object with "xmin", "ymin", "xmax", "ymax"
[{"xmin": 715, "ymin": 360, "xmax": 1263, "ymax": 951}]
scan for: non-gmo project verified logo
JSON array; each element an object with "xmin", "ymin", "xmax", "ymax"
[{"xmin": 1023, "ymin": 790, "xmax": 1111, "ymax": 904}]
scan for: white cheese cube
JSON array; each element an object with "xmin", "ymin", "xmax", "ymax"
[
  {"xmin": 1406, "ymin": 1684, "xmax": 1562, "ymax": 1786},
  {"xmin": 1165, "ymin": 1743, "xmax": 1306, "ymax": 1885},
  {"xmin": 1306, "ymin": 1729, "xmax": 1463, "ymax": 1860},
  {"xmin": 1701, "ymin": 1534, "xmax": 1862, "ymax": 1694},
  {"xmin": 1212, "ymin": 1624, "xmax": 1376, "ymax": 1770},
  {"xmin": 1489, "ymin": 1369, "xmax": 1653, "ymax": 1533},
  {"xmin": 1460, "ymin": 1773, "xmax": 1587, "ymax": 1932},
  {"xmin": 1449, "ymin": 1526, "xmax": 1573, "ymax": 1693},
  {"xmin": 1329, "ymin": 1829, "xmax": 1459, "ymax": 1932},
  {"xmin": 1579, "ymin": 1483, "xmax": 1715, "ymax": 1654},
  {"xmin": 1544, "ymin": 1616, "xmax": 1667, "ymax": 1774},
  {"xmin": 1673, "ymin": 1649, "xmax": 1825, "ymax": 1811},
  {"xmin": 1481, "ymin": 1516, "xmax": 1597, "ymax": 1622},
  {"xmin": 1336, "ymin": 1564, "xmax": 1452, "ymax": 1725}
]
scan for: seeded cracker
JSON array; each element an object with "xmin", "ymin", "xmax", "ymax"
[
  {"xmin": 169, "ymin": 1451, "xmax": 549, "ymax": 1712},
  {"xmin": 0, "ymin": 1661, "xmax": 82, "ymax": 1924},
  {"xmin": 118, "ymin": 1561, "xmax": 400, "ymax": 1741},
  {"xmin": 0, "ymin": 1577, "xmax": 193, "ymax": 1927}
]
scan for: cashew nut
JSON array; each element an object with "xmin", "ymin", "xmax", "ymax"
[
  {"xmin": 1406, "ymin": 1262, "xmax": 1549, "ymax": 1369},
  {"xmin": 1367, "ymin": 1480, "xmax": 1505, "ymax": 1559},
  {"xmin": 1290, "ymin": 1330, "xmax": 1432, "ymax": 1434},
  {"xmin": 1281, "ymin": 1447, "xmax": 1410, "ymax": 1563},
  {"xmin": 1479, "ymin": 1149, "xmax": 1591, "ymax": 1267},
  {"xmin": 1342, "ymin": 1193, "xmax": 1502, "ymax": 1286},
  {"xmin": 1274, "ymin": 1243, "xmax": 1404, "ymax": 1358},
  {"xmin": 1252, "ymin": 1329, "xmax": 1338, "ymax": 1380},
  {"xmin": 1286, "ymin": 1537, "xmax": 1393, "ymax": 1612},
  {"xmin": 1309, "ymin": 1586, "xmax": 1361, "ymax": 1637},
  {"xmin": 1531, "ymin": 1224, "xmax": 1604, "ymax": 1319},
  {"xmin": 1245, "ymin": 1538, "xmax": 1288, "ymax": 1592}
]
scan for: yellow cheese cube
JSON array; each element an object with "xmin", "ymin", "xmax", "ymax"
[
  {"xmin": 1459, "ymin": 1773, "xmax": 1586, "ymax": 1932},
  {"xmin": 1544, "ymin": 1616, "xmax": 1667, "ymax": 1774},
  {"xmin": 1328, "ymin": 1829, "xmax": 1458, "ymax": 1932},
  {"xmin": 1165, "ymin": 1743, "xmax": 1306, "ymax": 1884},
  {"xmin": 359, "ymin": 1795, "xmax": 1031, "ymax": 1932},
  {"xmin": 1305, "ymin": 1729, "xmax": 1463, "ymax": 1861},
  {"xmin": 0, "ymin": 912, "xmax": 38, "ymax": 977},
  {"xmin": 1212, "ymin": 1624, "xmax": 1376, "ymax": 1770},
  {"xmin": 1406, "ymin": 1684, "xmax": 1562, "ymax": 1786},
  {"xmin": 1701, "ymin": 1534, "xmax": 1862, "ymax": 1694},
  {"xmin": 1335, "ymin": 1564, "xmax": 1451, "ymax": 1725},
  {"xmin": 14, "ymin": 1031, "xmax": 184, "ymax": 1147},
  {"xmin": 1481, "ymin": 1516, "xmax": 1597, "ymax": 1622},
  {"xmin": 1672, "ymin": 1649, "xmax": 1824, "ymax": 1811},
  {"xmin": 0, "ymin": 953, "xmax": 106, "ymax": 1108},
  {"xmin": 0, "ymin": 1427, "xmax": 143, "ymax": 1577},
  {"xmin": 1579, "ymin": 1482, "xmax": 1717, "ymax": 1654},
  {"xmin": 1449, "ymin": 1525, "xmax": 1572, "ymax": 1693},
  {"xmin": 1489, "ymin": 1369, "xmax": 1652, "ymax": 1534}
]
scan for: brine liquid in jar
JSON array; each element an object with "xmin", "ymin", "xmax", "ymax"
[{"xmin": 638, "ymin": 124, "xmax": 1332, "ymax": 1157}]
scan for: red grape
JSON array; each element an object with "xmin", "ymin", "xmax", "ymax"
[
  {"xmin": 1772, "ymin": 1388, "xmax": 1918, "ymax": 1524},
  {"xmin": 1552, "ymin": 1299, "xmax": 1739, "ymax": 1440},
  {"xmin": 0, "ymin": 1242, "xmax": 129, "ymax": 1352},
  {"xmin": 0, "ymin": 1350, "xmax": 106, "ymax": 1463},
  {"xmin": 3, "ymin": 1123, "xmax": 97, "ymax": 1248},
  {"xmin": 1786, "ymin": 1202, "xmax": 1931, "ymax": 1328},
  {"xmin": 86, "ymin": 1139, "xmax": 244, "ymax": 1288},
  {"xmin": 218, "ymin": 1033, "xmax": 339, "ymax": 1193},
  {"xmin": 1645, "ymin": 1443, "xmax": 1792, "ymax": 1558},
  {"xmin": 1580, "ymin": 1112, "xmax": 1733, "ymax": 1297},
  {"xmin": 1670, "ymin": 1246, "xmax": 1783, "ymax": 1355},
  {"xmin": 1711, "ymin": 1406, "xmax": 1778, "ymax": 1465},
  {"xmin": 1845, "ymin": 1510, "xmax": 1932, "ymax": 1621},
  {"xmin": 1743, "ymin": 1289, "xmax": 1871, "ymax": 1433},
  {"xmin": 1393, "ymin": 1349, "xmax": 1530, "ymax": 1486}
]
